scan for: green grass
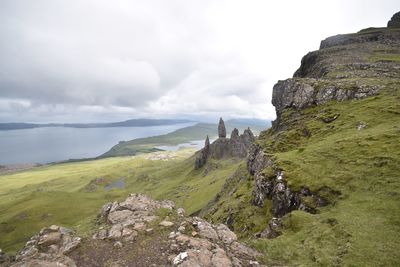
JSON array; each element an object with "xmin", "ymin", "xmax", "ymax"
[
  {"xmin": 248, "ymin": 86, "xmax": 400, "ymax": 266},
  {"xmin": 0, "ymin": 149, "xmax": 242, "ymax": 253},
  {"xmin": 198, "ymin": 84, "xmax": 400, "ymax": 266}
]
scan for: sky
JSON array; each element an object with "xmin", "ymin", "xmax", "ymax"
[{"xmin": 0, "ymin": 0, "xmax": 398, "ymax": 123}]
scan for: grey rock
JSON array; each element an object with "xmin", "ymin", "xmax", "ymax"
[
  {"xmin": 195, "ymin": 118, "xmax": 255, "ymax": 169},
  {"xmin": 259, "ymin": 217, "xmax": 283, "ymax": 239},
  {"xmin": 177, "ymin": 207, "xmax": 186, "ymax": 217},
  {"xmin": 230, "ymin": 128, "xmax": 239, "ymax": 140},
  {"xmin": 12, "ymin": 225, "xmax": 79, "ymax": 266},
  {"xmin": 215, "ymin": 224, "xmax": 237, "ymax": 244},
  {"xmin": 218, "ymin": 117, "xmax": 226, "ymax": 138},
  {"xmin": 272, "ymin": 78, "xmax": 380, "ymax": 117},
  {"xmin": 387, "ymin": 11, "xmax": 400, "ymax": 28},
  {"xmin": 159, "ymin": 220, "xmax": 174, "ymax": 227}
]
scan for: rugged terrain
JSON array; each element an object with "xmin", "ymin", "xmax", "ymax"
[
  {"xmin": 1, "ymin": 12, "xmax": 400, "ymax": 267},
  {"xmin": 199, "ymin": 12, "xmax": 400, "ymax": 266}
]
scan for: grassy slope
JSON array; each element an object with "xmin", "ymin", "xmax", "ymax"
[
  {"xmin": 101, "ymin": 121, "xmax": 266, "ymax": 157},
  {"xmin": 251, "ymin": 88, "xmax": 400, "ymax": 266},
  {"xmin": 203, "ymin": 89, "xmax": 400, "ymax": 266},
  {"xmin": 0, "ymin": 149, "xmax": 242, "ymax": 253},
  {"xmin": 201, "ymin": 69, "xmax": 400, "ymax": 265}
]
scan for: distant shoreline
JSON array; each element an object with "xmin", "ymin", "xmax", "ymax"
[
  {"xmin": 0, "ymin": 163, "xmax": 43, "ymax": 175},
  {"xmin": 0, "ymin": 119, "xmax": 193, "ymax": 131}
]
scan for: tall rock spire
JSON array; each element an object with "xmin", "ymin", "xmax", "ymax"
[
  {"xmin": 218, "ymin": 117, "xmax": 226, "ymax": 138},
  {"xmin": 204, "ymin": 135, "xmax": 210, "ymax": 155}
]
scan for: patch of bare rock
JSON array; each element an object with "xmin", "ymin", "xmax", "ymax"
[
  {"xmin": 8, "ymin": 225, "xmax": 81, "ymax": 267},
  {"xmin": 6, "ymin": 194, "xmax": 263, "ymax": 266}
]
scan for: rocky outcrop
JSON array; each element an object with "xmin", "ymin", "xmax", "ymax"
[
  {"xmin": 9, "ymin": 225, "xmax": 81, "ymax": 267},
  {"xmin": 247, "ymin": 144, "xmax": 328, "ymax": 239},
  {"xmin": 248, "ymin": 144, "xmax": 317, "ymax": 216},
  {"xmin": 248, "ymin": 11, "xmax": 400, "ymax": 241},
  {"xmin": 92, "ymin": 194, "xmax": 263, "ymax": 266},
  {"xmin": 319, "ymin": 28, "xmax": 400, "ymax": 49},
  {"xmin": 195, "ymin": 136, "xmax": 210, "ymax": 169},
  {"xmin": 168, "ymin": 217, "xmax": 263, "ymax": 267},
  {"xmin": 272, "ymin": 78, "xmax": 381, "ymax": 117},
  {"xmin": 388, "ymin": 11, "xmax": 400, "ymax": 28},
  {"xmin": 94, "ymin": 193, "xmax": 175, "ymax": 241},
  {"xmin": 271, "ymin": 12, "xmax": 400, "ymax": 131},
  {"xmin": 218, "ymin": 117, "xmax": 227, "ymax": 138},
  {"xmin": 7, "ymin": 194, "xmax": 262, "ymax": 266},
  {"xmin": 195, "ymin": 118, "xmax": 255, "ymax": 169}
]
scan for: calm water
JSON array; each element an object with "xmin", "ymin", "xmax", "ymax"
[{"xmin": 0, "ymin": 123, "xmax": 194, "ymax": 164}]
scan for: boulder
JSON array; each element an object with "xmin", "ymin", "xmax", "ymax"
[{"xmin": 12, "ymin": 225, "xmax": 80, "ymax": 267}]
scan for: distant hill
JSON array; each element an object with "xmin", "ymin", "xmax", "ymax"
[
  {"xmin": 100, "ymin": 120, "xmax": 269, "ymax": 158},
  {"xmin": 226, "ymin": 118, "xmax": 271, "ymax": 128},
  {"xmin": 0, "ymin": 119, "xmax": 192, "ymax": 131}
]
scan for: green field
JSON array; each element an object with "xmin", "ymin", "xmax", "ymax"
[{"xmin": 0, "ymin": 149, "xmax": 242, "ymax": 253}]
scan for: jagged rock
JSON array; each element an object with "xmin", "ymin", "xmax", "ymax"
[
  {"xmin": 211, "ymin": 248, "xmax": 232, "ymax": 267},
  {"xmin": 10, "ymin": 225, "xmax": 80, "ymax": 267},
  {"xmin": 320, "ymin": 27, "xmax": 400, "ymax": 49},
  {"xmin": 258, "ymin": 217, "xmax": 283, "ymax": 239},
  {"xmin": 195, "ymin": 137, "xmax": 210, "ymax": 169},
  {"xmin": 177, "ymin": 207, "xmax": 186, "ymax": 217},
  {"xmin": 195, "ymin": 119, "xmax": 256, "ymax": 169},
  {"xmin": 108, "ymin": 210, "xmax": 134, "ymax": 224},
  {"xmin": 93, "ymin": 194, "xmax": 264, "ymax": 266},
  {"xmin": 216, "ymin": 224, "xmax": 237, "ymax": 244},
  {"xmin": 10, "ymin": 194, "xmax": 263, "ymax": 266},
  {"xmin": 247, "ymin": 144, "xmax": 273, "ymax": 176},
  {"xmin": 388, "ymin": 11, "xmax": 400, "ymax": 28},
  {"xmin": 204, "ymin": 135, "xmax": 210, "ymax": 155},
  {"xmin": 231, "ymin": 128, "xmax": 239, "ymax": 140},
  {"xmin": 192, "ymin": 218, "xmax": 219, "ymax": 241},
  {"xmin": 218, "ymin": 117, "xmax": 226, "ymax": 138},
  {"xmin": 173, "ymin": 251, "xmax": 188, "ymax": 265},
  {"xmin": 272, "ymin": 78, "xmax": 380, "ymax": 117}
]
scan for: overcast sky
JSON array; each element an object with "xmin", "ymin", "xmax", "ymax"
[{"xmin": 0, "ymin": 0, "xmax": 398, "ymax": 123}]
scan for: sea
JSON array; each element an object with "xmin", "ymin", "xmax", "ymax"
[{"xmin": 0, "ymin": 123, "xmax": 194, "ymax": 165}]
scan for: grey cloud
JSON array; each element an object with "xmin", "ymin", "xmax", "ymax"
[{"xmin": 0, "ymin": 0, "xmax": 397, "ymax": 122}]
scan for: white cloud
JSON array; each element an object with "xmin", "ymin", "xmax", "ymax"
[{"xmin": 0, "ymin": 0, "xmax": 397, "ymax": 122}]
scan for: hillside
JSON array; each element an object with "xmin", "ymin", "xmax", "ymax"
[
  {"xmin": 0, "ymin": 149, "xmax": 244, "ymax": 254},
  {"xmin": 1, "ymin": 12, "xmax": 399, "ymax": 267},
  {"xmin": 199, "ymin": 13, "xmax": 400, "ymax": 266}
]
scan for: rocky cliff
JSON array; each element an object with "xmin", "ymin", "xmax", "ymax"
[
  {"xmin": 195, "ymin": 118, "xmax": 255, "ymax": 169},
  {"xmin": 252, "ymin": 13, "xmax": 400, "ymax": 228},
  {"xmin": 200, "ymin": 12, "xmax": 400, "ymax": 266}
]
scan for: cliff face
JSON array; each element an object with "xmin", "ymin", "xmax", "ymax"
[
  {"xmin": 253, "ymin": 15, "xmax": 400, "ymax": 219},
  {"xmin": 272, "ymin": 20, "xmax": 400, "ymax": 131},
  {"xmin": 244, "ymin": 13, "xmax": 400, "ymax": 265},
  {"xmin": 201, "ymin": 12, "xmax": 400, "ymax": 266}
]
